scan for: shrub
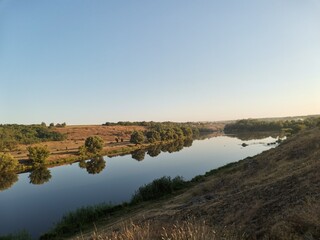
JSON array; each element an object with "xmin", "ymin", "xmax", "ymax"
[
  {"xmin": 84, "ymin": 136, "xmax": 104, "ymax": 154},
  {"xmin": 130, "ymin": 131, "xmax": 145, "ymax": 144},
  {"xmin": 146, "ymin": 130, "xmax": 161, "ymax": 143},
  {"xmin": 0, "ymin": 153, "xmax": 18, "ymax": 172},
  {"xmin": 27, "ymin": 145, "xmax": 50, "ymax": 165},
  {"xmin": 131, "ymin": 176, "xmax": 186, "ymax": 204}
]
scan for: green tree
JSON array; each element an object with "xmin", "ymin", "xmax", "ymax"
[
  {"xmin": 84, "ymin": 136, "xmax": 104, "ymax": 154},
  {"xmin": 0, "ymin": 153, "xmax": 18, "ymax": 172},
  {"xmin": 78, "ymin": 145, "xmax": 87, "ymax": 159},
  {"xmin": 130, "ymin": 131, "xmax": 145, "ymax": 144},
  {"xmin": 27, "ymin": 145, "xmax": 50, "ymax": 165},
  {"xmin": 181, "ymin": 126, "xmax": 193, "ymax": 138},
  {"xmin": 145, "ymin": 130, "xmax": 161, "ymax": 143}
]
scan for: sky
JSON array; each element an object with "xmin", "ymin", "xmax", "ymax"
[{"xmin": 1, "ymin": 0, "xmax": 320, "ymax": 124}]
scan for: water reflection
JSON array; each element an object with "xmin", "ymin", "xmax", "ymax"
[
  {"xmin": 131, "ymin": 149, "xmax": 146, "ymax": 161},
  {"xmin": 0, "ymin": 171, "xmax": 18, "ymax": 191},
  {"xmin": 132, "ymin": 138, "xmax": 194, "ymax": 161},
  {"xmin": 147, "ymin": 145, "xmax": 162, "ymax": 157},
  {"xmin": 79, "ymin": 156, "xmax": 106, "ymax": 174},
  {"xmin": 229, "ymin": 131, "xmax": 285, "ymax": 141},
  {"xmin": 29, "ymin": 166, "xmax": 52, "ymax": 185}
]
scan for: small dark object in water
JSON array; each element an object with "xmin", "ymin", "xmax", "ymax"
[{"xmin": 242, "ymin": 143, "xmax": 248, "ymax": 147}]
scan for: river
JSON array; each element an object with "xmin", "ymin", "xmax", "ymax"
[{"xmin": 0, "ymin": 134, "xmax": 280, "ymax": 238}]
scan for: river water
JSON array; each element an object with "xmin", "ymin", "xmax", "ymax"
[{"xmin": 0, "ymin": 134, "xmax": 279, "ymax": 238}]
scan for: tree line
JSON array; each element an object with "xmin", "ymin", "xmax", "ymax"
[
  {"xmin": 129, "ymin": 123, "xmax": 201, "ymax": 144},
  {"xmin": 224, "ymin": 117, "xmax": 320, "ymax": 135},
  {"xmin": 0, "ymin": 124, "xmax": 66, "ymax": 152}
]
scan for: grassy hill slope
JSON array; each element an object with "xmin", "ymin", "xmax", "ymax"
[{"xmin": 62, "ymin": 127, "xmax": 320, "ymax": 239}]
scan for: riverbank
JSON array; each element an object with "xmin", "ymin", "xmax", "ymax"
[
  {"xmin": 10, "ymin": 124, "xmax": 225, "ymax": 173},
  {"xmin": 43, "ymin": 127, "xmax": 320, "ymax": 239}
]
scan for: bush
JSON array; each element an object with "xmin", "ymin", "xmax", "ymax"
[
  {"xmin": 27, "ymin": 145, "xmax": 50, "ymax": 165},
  {"xmin": 131, "ymin": 176, "xmax": 186, "ymax": 204},
  {"xmin": 84, "ymin": 136, "xmax": 104, "ymax": 154},
  {"xmin": 145, "ymin": 130, "xmax": 161, "ymax": 143},
  {"xmin": 130, "ymin": 131, "xmax": 145, "ymax": 144},
  {"xmin": 0, "ymin": 153, "xmax": 18, "ymax": 172}
]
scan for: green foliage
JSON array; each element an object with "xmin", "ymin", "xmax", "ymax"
[
  {"xmin": 78, "ymin": 145, "xmax": 87, "ymax": 158},
  {"xmin": 130, "ymin": 131, "xmax": 145, "ymax": 144},
  {"xmin": 131, "ymin": 176, "xmax": 186, "ymax": 204},
  {"xmin": 181, "ymin": 126, "xmax": 193, "ymax": 138},
  {"xmin": 84, "ymin": 136, "xmax": 104, "ymax": 154},
  {"xmin": 0, "ymin": 153, "xmax": 18, "ymax": 172},
  {"xmin": 224, "ymin": 117, "xmax": 320, "ymax": 135},
  {"xmin": 145, "ymin": 130, "xmax": 161, "ymax": 143},
  {"xmin": 27, "ymin": 145, "xmax": 50, "ymax": 165},
  {"xmin": 29, "ymin": 166, "xmax": 52, "ymax": 185},
  {"xmin": 0, "ymin": 124, "xmax": 66, "ymax": 151}
]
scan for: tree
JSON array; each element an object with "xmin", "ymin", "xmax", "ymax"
[
  {"xmin": 181, "ymin": 126, "xmax": 193, "ymax": 138},
  {"xmin": 0, "ymin": 153, "xmax": 18, "ymax": 172},
  {"xmin": 84, "ymin": 136, "xmax": 104, "ymax": 154},
  {"xmin": 146, "ymin": 130, "xmax": 161, "ymax": 143},
  {"xmin": 27, "ymin": 145, "xmax": 50, "ymax": 165},
  {"xmin": 130, "ymin": 131, "xmax": 145, "ymax": 144},
  {"xmin": 78, "ymin": 145, "xmax": 87, "ymax": 159}
]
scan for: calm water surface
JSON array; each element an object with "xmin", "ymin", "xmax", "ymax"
[{"xmin": 0, "ymin": 135, "xmax": 279, "ymax": 238}]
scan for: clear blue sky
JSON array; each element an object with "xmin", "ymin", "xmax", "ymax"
[{"xmin": 1, "ymin": 0, "xmax": 320, "ymax": 124}]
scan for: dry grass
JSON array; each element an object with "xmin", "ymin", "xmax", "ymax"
[{"xmin": 74, "ymin": 219, "xmax": 223, "ymax": 240}]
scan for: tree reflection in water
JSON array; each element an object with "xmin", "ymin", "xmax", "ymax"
[
  {"xmin": 29, "ymin": 166, "xmax": 52, "ymax": 185},
  {"xmin": 230, "ymin": 131, "xmax": 284, "ymax": 141},
  {"xmin": 0, "ymin": 171, "xmax": 18, "ymax": 191},
  {"xmin": 147, "ymin": 145, "xmax": 161, "ymax": 157},
  {"xmin": 131, "ymin": 149, "xmax": 146, "ymax": 161},
  {"xmin": 78, "ymin": 156, "xmax": 106, "ymax": 174},
  {"xmin": 133, "ymin": 138, "xmax": 194, "ymax": 161}
]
